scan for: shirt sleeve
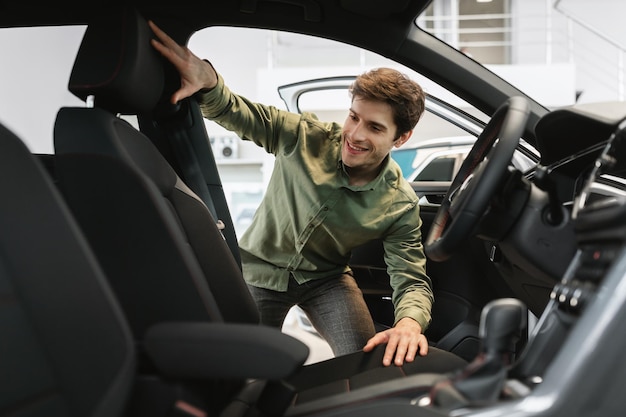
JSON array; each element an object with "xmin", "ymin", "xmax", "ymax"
[
  {"xmin": 382, "ymin": 202, "xmax": 434, "ymax": 331},
  {"xmin": 195, "ymin": 72, "xmax": 302, "ymax": 155}
]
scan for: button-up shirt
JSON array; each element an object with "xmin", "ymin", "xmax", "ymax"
[{"xmin": 197, "ymin": 73, "xmax": 433, "ymax": 330}]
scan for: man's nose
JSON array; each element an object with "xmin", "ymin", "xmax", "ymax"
[{"xmin": 350, "ymin": 121, "xmax": 366, "ymax": 141}]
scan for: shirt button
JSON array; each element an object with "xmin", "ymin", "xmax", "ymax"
[{"xmin": 323, "ymin": 206, "xmax": 329, "ymax": 211}]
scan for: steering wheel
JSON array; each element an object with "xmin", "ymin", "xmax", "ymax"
[{"xmin": 424, "ymin": 96, "xmax": 530, "ymax": 262}]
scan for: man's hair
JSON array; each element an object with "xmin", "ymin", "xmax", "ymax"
[{"xmin": 349, "ymin": 68, "xmax": 425, "ymax": 138}]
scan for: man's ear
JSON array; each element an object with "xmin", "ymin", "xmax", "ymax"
[{"xmin": 394, "ymin": 130, "xmax": 413, "ymax": 148}]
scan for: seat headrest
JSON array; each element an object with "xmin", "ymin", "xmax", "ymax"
[{"xmin": 69, "ymin": 7, "xmax": 164, "ymax": 115}]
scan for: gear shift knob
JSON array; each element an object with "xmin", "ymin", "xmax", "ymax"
[
  {"xmin": 429, "ymin": 298, "xmax": 528, "ymax": 408},
  {"xmin": 479, "ymin": 298, "xmax": 527, "ymax": 358}
]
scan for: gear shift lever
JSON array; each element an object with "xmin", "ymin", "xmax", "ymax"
[
  {"xmin": 429, "ymin": 298, "xmax": 527, "ymax": 408},
  {"xmin": 480, "ymin": 298, "xmax": 527, "ymax": 359}
]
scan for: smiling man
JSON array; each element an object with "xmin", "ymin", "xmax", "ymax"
[{"xmin": 151, "ymin": 21, "xmax": 433, "ymax": 367}]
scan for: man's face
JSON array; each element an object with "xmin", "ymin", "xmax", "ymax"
[{"xmin": 341, "ymin": 97, "xmax": 411, "ymax": 175}]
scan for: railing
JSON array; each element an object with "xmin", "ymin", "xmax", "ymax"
[
  {"xmin": 418, "ymin": 1, "xmax": 626, "ymax": 103},
  {"xmin": 419, "ymin": 13, "xmax": 513, "ymax": 50},
  {"xmin": 553, "ymin": 0, "xmax": 626, "ymax": 101}
]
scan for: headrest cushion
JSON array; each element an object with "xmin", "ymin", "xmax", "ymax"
[{"xmin": 69, "ymin": 7, "xmax": 164, "ymax": 115}]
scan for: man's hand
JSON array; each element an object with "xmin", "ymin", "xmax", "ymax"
[
  {"xmin": 148, "ymin": 20, "xmax": 218, "ymax": 103},
  {"xmin": 363, "ymin": 317, "xmax": 428, "ymax": 366}
]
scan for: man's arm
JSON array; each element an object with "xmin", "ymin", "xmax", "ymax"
[{"xmin": 363, "ymin": 201, "xmax": 433, "ymax": 366}]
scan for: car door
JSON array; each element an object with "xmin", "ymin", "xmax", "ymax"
[{"xmin": 278, "ymin": 77, "xmax": 538, "ymax": 361}]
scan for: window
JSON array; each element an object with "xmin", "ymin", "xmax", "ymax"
[
  {"xmin": 419, "ymin": 0, "xmax": 512, "ymax": 65},
  {"xmin": 414, "ymin": 155, "xmax": 459, "ymax": 182},
  {"xmin": 0, "ymin": 25, "xmax": 86, "ymax": 153}
]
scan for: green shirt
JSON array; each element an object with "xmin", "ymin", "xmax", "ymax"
[{"xmin": 197, "ymin": 74, "xmax": 433, "ymax": 330}]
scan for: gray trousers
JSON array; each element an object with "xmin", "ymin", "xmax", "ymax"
[{"xmin": 247, "ymin": 273, "xmax": 377, "ymax": 357}]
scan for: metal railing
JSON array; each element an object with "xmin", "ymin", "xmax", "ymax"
[
  {"xmin": 553, "ymin": 0, "xmax": 626, "ymax": 100},
  {"xmin": 418, "ymin": 1, "xmax": 626, "ymax": 102}
]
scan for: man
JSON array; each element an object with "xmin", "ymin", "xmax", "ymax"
[{"xmin": 150, "ymin": 21, "xmax": 433, "ymax": 367}]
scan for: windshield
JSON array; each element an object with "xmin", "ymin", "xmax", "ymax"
[{"xmin": 418, "ymin": 0, "xmax": 626, "ymax": 107}]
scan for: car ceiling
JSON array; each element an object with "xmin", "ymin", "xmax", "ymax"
[
  {"xmin": 0, "ymin": 1, "xmax": 429, "ymax": 29},
  {"xmin": 0, "ymin": 0, "xmax": 545, "ymax": 146}
]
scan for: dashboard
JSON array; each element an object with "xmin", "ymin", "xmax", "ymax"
[{"xmin": 487, "ymin": 102, "xmax": 626, "ymax": 316}]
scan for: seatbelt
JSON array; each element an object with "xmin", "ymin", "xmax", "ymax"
[
  {"xmin": 142, "ymin": 98, "xmax": 242, "ymax": 268},
  {"xmin": 168, "ymin": 127, "xmax": 220, "ymax": 223}
]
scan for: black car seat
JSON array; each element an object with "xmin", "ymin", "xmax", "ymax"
[
  {"xmin": 52, "ymin": 7, "xmax": 467, "ymax": 417},
  {"xmin": 53, "ymin": 9, "xmax": 257, "ymax": 332},
  {"xmin": 0, "ymin": 121, "xmax": 135, "ymax": 417},
  {"xmin": 0, "ymin": 120, "xmax": 305, "ymax": 417}
]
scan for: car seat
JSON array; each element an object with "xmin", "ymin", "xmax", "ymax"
[
  {"xmin": 0, "ymin": 120, "xmax": 308, "ymax": 417},
  {"xmin": 52, "ymin": 6, "xmax": 467, "ymax": 417},
  {"xmin": 0, "ymin": 121, "xmax": 135, "ymax": 417}
]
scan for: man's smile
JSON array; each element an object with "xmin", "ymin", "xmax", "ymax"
[{"xmin": 345, "ymin": 139, "xmax": 369, "ymax": 153}]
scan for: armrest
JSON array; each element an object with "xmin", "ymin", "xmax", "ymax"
[{"xmin": 144, "ymin": 322, "xmax": 310, "ymax": 380}]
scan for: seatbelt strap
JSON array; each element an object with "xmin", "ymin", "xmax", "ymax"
[
  {"xmin": 168, "ymin": 128, "xmax": 220, "ymax": 223},
  {"xmin": 148, "ymin": 97, "xmax": 242, "ymax": 267}
]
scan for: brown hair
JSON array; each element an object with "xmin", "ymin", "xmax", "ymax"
[{"xmin": 349, "ymin": 68, "xmax": 425, "ymax": 139}]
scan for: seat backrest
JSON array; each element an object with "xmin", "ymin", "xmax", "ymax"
[
  {"xmin": 0, "ymin": 121, "xmax": 135, "ymax": 417},
  {"xmin": 53, "ymin": 7, "xmax": 260, "ymax": 340}
]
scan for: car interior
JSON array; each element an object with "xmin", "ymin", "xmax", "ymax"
[
  {"xmin": 3, "ymin": 2, "xmax": 626, "ymax": 417},
  {"xmin": 49, "ymin": 8, "xmax": 468, "ymax": 416}
]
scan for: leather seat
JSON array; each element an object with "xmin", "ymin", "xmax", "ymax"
[
  {"xmin": 53, "ymin": 8, "xmax": 257, "ymax": 332},
  {"xmin": 0, "ymin": 120, "xmax": 306, "ymax": 417},
  {"xmin": 53, "ymin": 7, "xmax": 467, "ymax": 416},
  {"xmin": 0, "ymin": 121, "xmax": 135, "ymax": 417}
]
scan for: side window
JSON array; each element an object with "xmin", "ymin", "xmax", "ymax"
[
  {"xmin": 414, "ymin": 156, "xmax": 458, "ymax": 182},
  {"xmin": 1, "ymin": 25, "xmax": 86, "ymax": 153}
]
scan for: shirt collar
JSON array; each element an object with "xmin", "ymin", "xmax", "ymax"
[{"xmin": 338, "ymin": 155, "xmax": 397, "ymax": 192}]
